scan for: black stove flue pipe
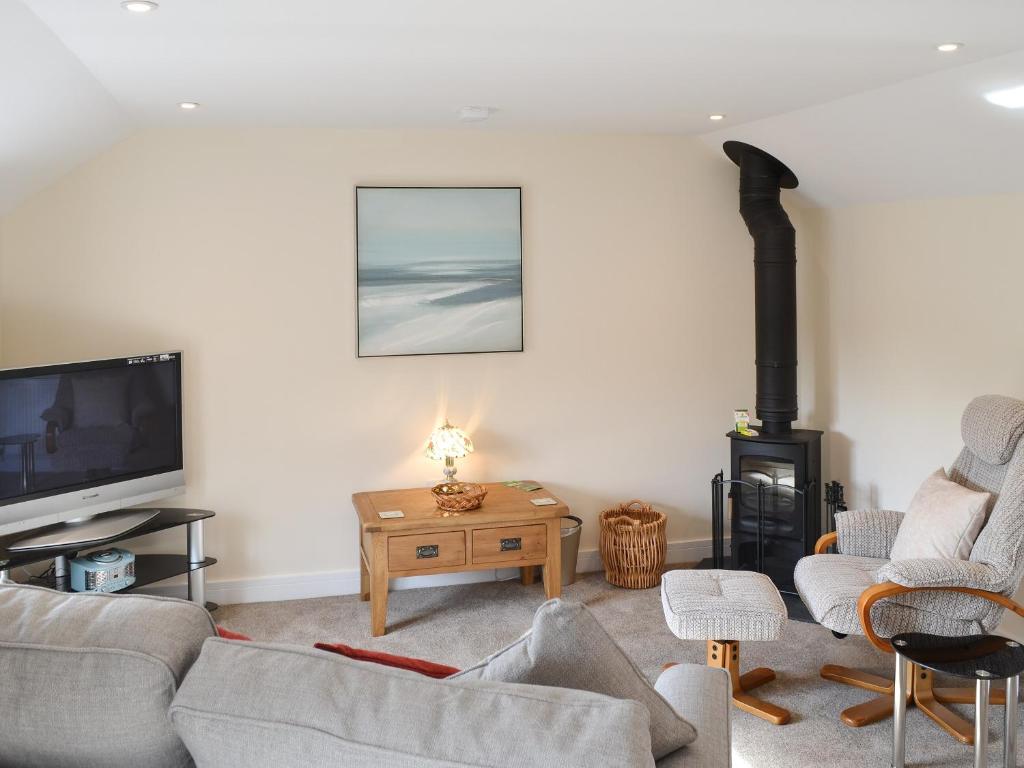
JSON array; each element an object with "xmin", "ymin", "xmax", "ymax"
[{"xmin": 724, "ymin": 141, "xmax": 800, "ymax": 435}]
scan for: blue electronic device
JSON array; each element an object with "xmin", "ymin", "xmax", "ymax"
[{"xmin": 70, "ymin": 548, "xmax": 136, "ymax": 593}]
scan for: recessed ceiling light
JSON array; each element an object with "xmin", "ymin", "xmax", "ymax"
[
  {"xmin": 709, "ymin": 114, "xmax": 725, "ymax": 121},
  {"xmin": 936, "ymin": 42, "xmax": 963, "ymax": 53},
  {"xmin": 458, "ymin": 106, "xmax": 495, "ymax": 122},
  {"xmin": 985, "ymin": 85, "xmax": 1024, "ymax": 109},
  {"xmin": 178, "ymin": 102, "xmax": 200, "ymax": 110},
  {"xmin": 121, "ymin": 1, "xmax": 158, "ymax": 12}
]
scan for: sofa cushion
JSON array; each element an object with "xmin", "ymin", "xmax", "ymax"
[
  {"xmin": 794, "ymin": 553, "xmax": 993, "ymax": 637},
  {"xmin": 214, "ymin": 625, "xmax": 459, "ymax": 678},
  {"xmin": 794, "ymin": 553, "xmax": 888, "ymax": 635},
  {"xmin": 0, "ymin": 583, "xmax": 216, "ymax": 768},
  {"xmin": 215, "ymin": 624, "xmax": 252, "ymax": 640},
  {"xmin": 314, "ymin": 641, "xmax": 459, "ymax": 678},
  {"xmin": 654, "ymin": 664, "xmax": 732, "ymax": 768},
  {"xmin": 450, "ymin": 599, "xmax": 696, "ymax": 759},
  {"xmin": 170, "ymin": 638, "xmax": 656, "ymax": 768}
]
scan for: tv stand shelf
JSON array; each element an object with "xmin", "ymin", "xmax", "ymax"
[
  {"xmin": 0, "ymin": 508, "xmax": 217, "ymax": 610},
  {"xmin": 32, "ymin": 554, "xmax": 217, "ymax": 595}
]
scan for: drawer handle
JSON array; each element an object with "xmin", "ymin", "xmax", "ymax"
[
  {"xmin": 500, "ymin": 537, "xmax": 522, "ymax": 552},
  {"xmin": 416, "ymin": 545, "xmax": 439, "ymax": 559}
]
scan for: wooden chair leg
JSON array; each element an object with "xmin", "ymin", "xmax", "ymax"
[
  {"xmin": 820, "ymin": 663, "xmax": 902, "ymax": 727},
  {"xmin": 821, "ymin": 664, "xmax": 895, "ymax": 695},
  {"xmin": 739, "ymin": 666, "xmax": 777, "ymax": 691},
  {"xmin": 707, "ymin": 640, "xmax": 791, "ymax": 725},
  {"xmin": 934, "ymin": 686, "xmax": 1006, "ymax": 705},
  {"xmin": 840, "ymin": 693, "xmax": 896, "ymax": 727},
  {"xmin": 914, "ymin": 668, "xmax": 975, "ymax": 745},
  {"xmin": 819, "ymin": 661, "xmax": 981, "ymax": 743}
]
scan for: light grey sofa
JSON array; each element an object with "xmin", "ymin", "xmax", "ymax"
[{"xmin": 0, "ymin": 584, "xmax": 731, "ymax": 768}]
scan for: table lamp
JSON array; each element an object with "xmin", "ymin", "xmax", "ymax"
[{"xmin": 425, "ymin": 420, "xmax": 474, "ymax": 483}]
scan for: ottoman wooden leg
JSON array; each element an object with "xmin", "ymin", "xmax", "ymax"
[{"xmin": 707, "ymin": 640, "xmax": 791, "ymax": 725}]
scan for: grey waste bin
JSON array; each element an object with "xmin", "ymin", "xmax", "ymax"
[{"xmin": 561, "ymin": 515, "xmax": 583, "ymax": 586}]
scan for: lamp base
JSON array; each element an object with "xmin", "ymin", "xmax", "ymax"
[{"xmin": 442, "ymin": 457, "xmax": 458, "ymax": 483}]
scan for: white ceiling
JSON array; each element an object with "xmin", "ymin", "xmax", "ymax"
[
  {"xmin": 4, "ymin": 0, "xmax": 1024, "ymax": 211},
  {"xmin": 0, "ymin": 1, "xmax": 129, "ymax": 214},
  {"xmin": 702, "ymin": 48, "xmax": 1024, "ymax": 206}
]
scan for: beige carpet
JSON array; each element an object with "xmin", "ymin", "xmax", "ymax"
[{"xmin": 215, "ymin": 572, "xmax": 1018, "ymax": 768}]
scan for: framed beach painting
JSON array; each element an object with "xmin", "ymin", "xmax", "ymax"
[{"xmin": 355, "ymin": 186, "xmax": 523, "ymax": 357}]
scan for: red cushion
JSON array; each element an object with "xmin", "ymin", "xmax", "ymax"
[
  {"xmin": 314, "ymin": 642, "xmax": 459, "ymax": 679},
  {"xmin": 216, "ymin": 625, "xmax": 252, "ymax": 641},
  {"xmin": 215, "ymin": 626, "xmax": 456, "ymax": 679}
]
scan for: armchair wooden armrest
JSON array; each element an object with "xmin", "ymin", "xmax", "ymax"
[
  {"xmin": 857, "ymin": 581, "xmax": 1024, "ymax": 652},
  {"xmin": 814, "ymin": 531, "xmax": 838, "ymax": 554}
]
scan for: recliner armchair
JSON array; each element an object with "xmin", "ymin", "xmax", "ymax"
[{"xmin": 795, "ymin": 394, "xmax": 1024, "ymax": 744}]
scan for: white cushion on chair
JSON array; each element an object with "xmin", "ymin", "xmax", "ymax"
[
  {"xmin": 889, "ymin": 468, "xmax": 989, "ymax": 562},
  {"xmin": 661, "ymin": 569, "xmax": 786, "ymax": 642}
]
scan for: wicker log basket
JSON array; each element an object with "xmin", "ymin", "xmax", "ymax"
[{"xmin": 599, "ymin": 500, "xmax": 667, "ymax": 589}]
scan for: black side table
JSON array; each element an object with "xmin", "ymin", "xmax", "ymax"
[{"xmin": 891, "ymin": 632, "xmax": 1024, "ymax": 768}]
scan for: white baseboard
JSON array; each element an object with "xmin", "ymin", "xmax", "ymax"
[
  {"xmin": 138, "ymin": 536, "xmax": 720, "ymax": 606},
  {"xmin": 574, "ymin": 536, "xmax": 716, "ymax": 575}
]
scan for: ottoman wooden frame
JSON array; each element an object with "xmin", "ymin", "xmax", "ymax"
[
  {"xmin": 661, "ymin": 569, "xmax": 791, "ymax": 726},
  {"xmin": 706, "ymin": 638, "xmax": 790, "ymax": 725}
]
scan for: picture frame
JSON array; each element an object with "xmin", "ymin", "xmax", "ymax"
[{"xmin": 355, "ymin": 186, "xmax": 523, "ymax": 358}]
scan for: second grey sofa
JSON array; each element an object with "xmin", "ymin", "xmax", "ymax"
[{"xmin": 0, "ymin": 584, "xmax": 731, "ymax": 768}]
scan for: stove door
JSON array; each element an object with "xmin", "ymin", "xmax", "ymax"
[{"xmin": 730, "ymin": 454, "xmax": 805, "ymax": 592}]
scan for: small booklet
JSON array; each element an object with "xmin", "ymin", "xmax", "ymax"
[
  {"xmin": 530, "ymin": 497, "xmax": 558, "ymax": 506},
  {"xmin": 504, "ymin": 480, "xmax": 543, "ymax": 492},
  {"xmin": 378, "ymin": 510, "xmax": 405, "ymax": 519}
]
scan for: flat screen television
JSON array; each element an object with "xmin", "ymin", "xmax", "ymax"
[{"xmin": 0, "ymin": 352, "xmax": 184, "ymax": 543}]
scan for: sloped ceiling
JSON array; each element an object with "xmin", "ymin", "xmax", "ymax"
[
  {"xmin": 0, "ymin": 1, "xmax": 130, "ymax": 215},
  {"xmin": 3, "ymin": 0, "xmax": 1024, "ymax": 212},
  {"xmin": 702, "ymin": 48, "xmax": 1024, "ymax": 206}
]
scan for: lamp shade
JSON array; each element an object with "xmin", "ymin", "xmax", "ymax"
[{"xmin": 425, "ymin": 421, "xmax": 474, "ymax": 461}]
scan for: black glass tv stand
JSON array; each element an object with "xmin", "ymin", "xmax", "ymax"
[{"xmin": 0, "ymin": 508, "xmax": 217, "ymax": 611}]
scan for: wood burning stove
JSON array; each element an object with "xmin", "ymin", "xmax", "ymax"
[
  {"xmin": 705, "ymin": 141, "xmax": 843, "ymax": 599},
  {"xmin": 724, "ymin": 429, "xmax": 821, "ymax": 593}
]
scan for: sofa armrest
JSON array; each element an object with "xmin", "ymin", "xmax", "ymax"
[
  {"xmin": 835, "ymin": 509, "xmax": 904, "ymax": 559},
  {"xmin": 654, "ymin": 664, "xmax": 731, "ymax": 768},
  {"xmin": 875, "ymin": 558, "xmax": 1006, "ymax": 592}
]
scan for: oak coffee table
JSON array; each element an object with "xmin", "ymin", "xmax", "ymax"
[{"xmin": 352, "ymin": 481, "xmax": 568, "ymax": 636}]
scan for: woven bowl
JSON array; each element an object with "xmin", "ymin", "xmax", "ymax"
[{"xmin": 431, "ymin": 482, "xmax": 487, "ymax": 512}]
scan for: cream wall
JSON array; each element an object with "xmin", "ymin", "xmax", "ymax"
[
  {"xmin": 810, "ymin": 195, "xmax": 1024, "ymax": 508},
  {"xmin": 808, "ymin": 195, "xmax": 1024, "ymax": 637},
  {"xmin": 0, "ymin": 128, "xmax": 821, "ymax": 592},
  {"xmin": 6, "ymin": 128, "xmax": 1016, "ymax": 610}
]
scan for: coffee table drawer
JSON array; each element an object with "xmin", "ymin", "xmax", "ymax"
[
  {"xmin": 473, "ymin": 524, "xmax": 546, "ymax": 564},
  {"xmin": 388, "ymin": 531, "xmax": 466, "ymax": 571}
]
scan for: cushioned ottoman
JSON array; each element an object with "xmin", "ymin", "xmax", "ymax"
[{"xmin": 661, "ymin": 569, "xmax": 790, "ymax": 725}]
